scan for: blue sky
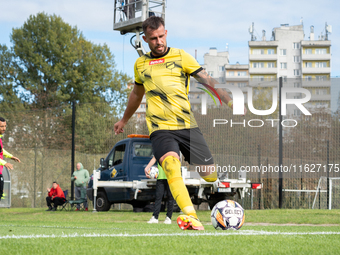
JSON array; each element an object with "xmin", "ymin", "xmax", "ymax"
[{"xmin": 1, "ymin": 0, "xmax": 340, "ymax": 80}]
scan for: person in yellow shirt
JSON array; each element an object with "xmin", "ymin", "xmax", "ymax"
[
  {"xmin": 114, "ymin": 16, "xmax": 243, "ymax": 230},
  {"xmin": 0, "ymin": 117, "xmax": 21, "ymax": 201}
]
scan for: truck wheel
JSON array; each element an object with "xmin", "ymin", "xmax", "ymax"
[
  {"xmin": 96, "ymin": 191, "xmax": 111, "ymax": 211},
  {"xmin": 208, "ymin": 194, "xmax": 232, "ymax": 209}
]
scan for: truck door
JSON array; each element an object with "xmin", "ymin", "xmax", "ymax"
[
  {"xmin": 130, "ymin": 142, "xmax": 154, "ymax": 180},
  {"xmin": 108, "ymin": 143, "xmax": 127, "ymax": 181},
  {"xmin": 106, "ymin": 143, "xmax": 128, "ymax": 201}
]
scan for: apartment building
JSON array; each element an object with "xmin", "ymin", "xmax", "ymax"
[{"xmin": 248, "ymin": 23, "xmax": 331, "ymax": 112}]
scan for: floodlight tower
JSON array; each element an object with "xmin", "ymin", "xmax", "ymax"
[{"xmin": 113, "ymin": 0, "xmax": 166, "ymax": 56}]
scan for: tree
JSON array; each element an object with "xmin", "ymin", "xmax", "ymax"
[
  {"xmin": 0, "ymin": 44, "xmax": 25, "ymax": 112},
  {"xmin": 2, "ymin": 12, "xmax": 131, "ymax": 151},
  {"xmin": 10, "ymin": 12, "xmax": 129, "ymax": 109}
]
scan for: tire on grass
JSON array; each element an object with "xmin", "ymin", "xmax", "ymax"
[{"xmin": 96, "ymin": 191, "xmax": 111, "ymax": 211}]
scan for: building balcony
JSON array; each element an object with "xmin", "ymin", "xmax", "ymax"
[
  {"xmin": 302, "ymin": 80, "xmax": 331, "ymax": 87},
  {"xmin": 310, "ymin": 94, "xmax": 331, "ymax": 101},
  {"xmin": 249, "ymin": 54, "xmax": 277, "ymax": 61},
  {"xmin": 225, "ymin": 76, "xmax": 249, "ymax": 81},
  {"xmin": 302, "ymin": 67, "xmax": 331, "ymax": 74},
  {"xmin": 249, "ymin": 68, "xmax": 278, "ymax": 74},
  {"xmin": 301, "ymin": 40, "xmax": 331, "ymax": 47},
  {"xmin": 302, "ymin": 54, "xmax": 331, "ymax": 61}
]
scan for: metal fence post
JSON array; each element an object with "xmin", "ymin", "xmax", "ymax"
[
  {"xmin": 71, "ymin": 101, "xmax": 76, "ymax": 200},
  {"xmin": 327, "ymin": 140, "xmax": 329, "ymax": 209},
  {"xmin": 258, "ymin": 144, "xmax": 261, "ymax": 209},
  {"xmin": 279, "ymin": 77, "xmax": 283, "ymax": 208}
]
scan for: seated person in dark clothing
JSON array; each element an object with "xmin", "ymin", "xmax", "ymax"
[{"xmin": 46, "ymin": 182, "xmax": 65, "ymax": 211}]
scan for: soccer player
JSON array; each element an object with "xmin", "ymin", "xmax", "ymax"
[
  {"xmin": 114, "ymin": 16, "xmax": 243, "ymax": 230},
  {"xmin": 0, "ymin": 117, "xmax": 21, "ymax": 201}
]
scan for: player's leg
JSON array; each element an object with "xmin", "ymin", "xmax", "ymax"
[
  {"xmin": 186, "ymin": 128, "xmax": 217, "ymax": 183},
  {"xmin": 151, "ymin": 130, "xmax": 202, "ymax": 230},
  {"xmin": 195, "ymin": 164, "xmax": 217, "ymax": 182},
  {"xmin": 0, "ymin": 174, "xmax": 3, "ymax": 201}
]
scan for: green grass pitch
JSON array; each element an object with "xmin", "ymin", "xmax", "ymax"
[{"xmin": 0, "ymin": 208, "xmax": 340, "ymax": 255}]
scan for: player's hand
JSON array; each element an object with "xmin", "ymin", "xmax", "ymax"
[
  {"xmin": 114, "ymin": 120, "xmax": 126, "ymax": 135},
  {"xmin": 11, "ymin": 156, "xmax": 21, "ymax": 163},
  {"xmin": 4, "ymin": 162, "xmax": 13, "ymax": 170},
  {"xmin": 47, "ymin": 188, "xmax": 51, "ymax": 192},
  {"xmin": 74, "ymin": 176, "xmax": 77, "ymax": 180},
  {"xmin": 144, "ymin": 167, "xmax": 151, "ymax": 178}
]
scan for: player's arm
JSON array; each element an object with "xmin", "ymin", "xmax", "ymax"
[
  {"xmin": 193, "ymin": 69, "xmax": 233, "ymax": 107},
  {"xmin": 114, "ymin": 84, "xmax": 145, "ymax": 135},
  {"xmin": 3, "ymin": 149, "xmax": 21, "ymax": 163}
]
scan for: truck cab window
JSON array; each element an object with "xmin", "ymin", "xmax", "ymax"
[
  {"xmin": 134, "ymin": 143, "xmax": 153, "ymax": 157},
  {"xmin": 108, "ymin": 144, "xmax": 126, "ymax": 167}
]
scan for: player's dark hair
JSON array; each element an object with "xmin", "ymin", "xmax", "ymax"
[
  {"xmin": 142, "ymin": 16, "xmax": 165, "ymax": 34},
  {"xmin": 53, "ymin": 181, "xmax": 58, "ymax": 184},
  {"xmin": 0, "ymin": 117, "xmax": 5, "ymax": 122}
]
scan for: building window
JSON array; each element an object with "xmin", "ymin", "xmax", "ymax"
[
  {"xmin": 237, "ymin": 83, "xmax": 247, "ymax": 88},
  {"xmin": 253, "ymin": 62, "xmax": 264, "ymax": 68},
  {"xmin": 294, "ymin": 82, "xmax": 301, "ymax": 88},
  {"xmin": 268, "ymin": 62, "xmax": 275, "ymax": 68},
  {"xmin": 283, "ymin": 76, "xmax": 287, "ymax": 82},
  {"xmin": 315, "ymin": 48, "xmax": 327, "ymax": 54},
  {"xmin": 229, "ymin": 71, "xmax": 234, "ymax": 76},
  {"xmin": 219, "ymin": 66, "xmax": 225, "ymax": 72},
  {"xmin": 267, "ymin": 49, "xmax": 275, "ymax": 55},
  {"xmin": 294, "ymin": 56, "xmax": 300, "ymax": 63},
  {"xmin": 305, "ymin": 62, "xmax": 312, "ymax": 68},
  {"xmin": 208, "ymin": 71, "xmax": 214, "ymax": 77},
  {"xmin": 238, "ymin": 71, "xmax": 247, "ymax": 76},
  {"xmin": 315, "ymin": 89, "xmax": 327, "ymax": 95},
  {"xmin": 253, "ymin": 76, "xmax": 264, "ymax": 81},
  {"xmin": 280, "ymin": 62, "xmax": 287, "ymax": 69},
  {"xmin": 315, "ymin": 62, "xmax": 327, "ymax": 68},
  {"xmin": 293, "ymin": 43, "xmax": 300, "ymax": 49},
  {"xmin": 294, "ymin": 109, "xmax": 301, "ymax": 116},
  {"xmin": 294, "ymin": 69, "xmax": 300, "ymax": 76},
  {"xmin": 315, "ymin": 75, "xmax": 328, "ymax": 81},
  {"xmin": 305, "ymin": 76, "xmax": 312, "ymax": 81},
  {"xmin": 280, "ymin": 49, "xmax": 287, "ymax": 56},
  {"xmin": 305, "ymin": 48, "xmax": 312, "ymax": 54},
  {"xmin": 253, "ymin": 49, "xmax": 264, "ymax": 55}
]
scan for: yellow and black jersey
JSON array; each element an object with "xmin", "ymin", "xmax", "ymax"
[{"xmin": 134, "ymin": 47, "xmax": 202, "ymax": 135}]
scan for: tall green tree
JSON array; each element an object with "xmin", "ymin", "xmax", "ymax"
[
  {"xmin": 0, "ymin": 44, "xmax": 25, "ymax": 112},
  {"xmin": 3, "ymin": 12, "xmax": 131, "ymax": 150},
  {"xmin": 10, "ymin": 12, "xmax": 129, "ymax": 109}
]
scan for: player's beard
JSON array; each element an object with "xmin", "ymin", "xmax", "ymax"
[{"xmin": 151, "ymin": 43, "xmax": 167, "ymax": 56}]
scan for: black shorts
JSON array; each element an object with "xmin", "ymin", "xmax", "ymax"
[{"xmin": 150, "ymin": 128, "xmax": 214, "ymax": 165}]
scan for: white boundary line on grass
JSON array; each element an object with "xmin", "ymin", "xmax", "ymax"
[{"xmin": 1, "ymin": 230, "xmax": 340, "ymax": 239}]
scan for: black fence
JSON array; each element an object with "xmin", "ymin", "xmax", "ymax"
[{"xmin": 1, "ymin": 78, "xmax": 340, "ymax": 210}]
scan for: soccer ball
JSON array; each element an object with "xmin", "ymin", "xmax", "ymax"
[
  {"xmin": 148, "ymin": 166, "xmax": 159, "ymax": 179},
  {"xmin": 211, "ymin": 200, "xmax": 245, "ymax": 230}
]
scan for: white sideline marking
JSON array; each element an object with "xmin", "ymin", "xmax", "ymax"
[{"xmin": 1, "ymin": 231, "xmax": 340, "ymax": 239}]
